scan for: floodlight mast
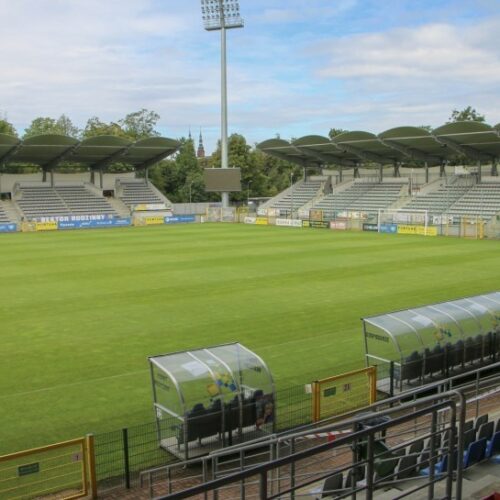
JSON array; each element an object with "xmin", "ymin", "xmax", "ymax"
[{"xmin": 201, "ymin": 0, "xmax": 243, "ymax": 208}]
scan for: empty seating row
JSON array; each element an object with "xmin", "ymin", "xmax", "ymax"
[
  {"xmin": 119, "ymin": 180, "xmax": 165, "ymax": 206},
  {"xmin": 0, "ymin": 203, "xmax": 11, "ymax": 223},
  {"xmin": 16, "ymin": 185, "xmax": 117, "ymax": 219},
  {"xmin": 269, "ymin": 180, "xmax": 323, "ymax": 213},
  {"xmin": 313, "ymin": 182, "xmax": 406, "ymax": 218}
]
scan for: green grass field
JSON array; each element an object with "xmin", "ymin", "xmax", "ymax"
[{"xmin": 1, "ymin": 224, "xmax": 500, "ymax": 454}]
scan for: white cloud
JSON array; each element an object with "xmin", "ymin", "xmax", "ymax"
[{"xmin": 316, "ymin": 20, "xmax": 500, "ymax": 81}]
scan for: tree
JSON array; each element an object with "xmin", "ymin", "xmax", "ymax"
[
  {"xmin": 118, "ymin": 109, "xmax": 160, "ymax": 140},
  {"xmin": 329, "ymin": 128, "xmax": 348, "ymax": 139},
  {"xmin": 82, "ymin": 116, "xmax": 128, "ymax": 139},
  {"xmin": 23, "ymin": 115, "xmax": 79, "ymax": 138},
  {"xmin": 448, "ymin": 106, "xmax": 485, "ymax": 123},
  {"xmin": 0, "ymin": 117, "xmax": 17, "ymax": 136}
]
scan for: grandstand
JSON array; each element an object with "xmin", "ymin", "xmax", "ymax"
[
  {"xmin": 0, "ymin": 201, "xmax": 14, "ymax": 223},
  {"xmin": 15, "ymin": 184, "xmax": 119, "ymax": 220},
  {"xmin": 310, "ymin": 180, "xmax": 407, "ymax": 218},
  {"xmin": 117, "ymin": 178, "xmax": 171, "ymax": 209},
  {"xmin": 258, "ymin": 178, "xmax": 324, "ymax": 215}
]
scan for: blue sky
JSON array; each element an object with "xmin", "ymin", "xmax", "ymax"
[{"xmin": 0, "ymin": 0, "xmax": 499, "ymax": 153}]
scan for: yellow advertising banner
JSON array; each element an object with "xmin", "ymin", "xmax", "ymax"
[
  {"xmin": 144, "ymin": 216, "xmax": 165, "ymax": 225},
  {"xmin": 255, "ymin": 217, "xmax": 268, "ymax": 225},
  {"xmin": 397, "ymin": 224, "xmax": 437, "ymax": 236},
  {"xmin": 35, "ymin": 221, "xmax": 58, "ymax": 231}
]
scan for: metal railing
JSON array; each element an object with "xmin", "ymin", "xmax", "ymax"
[{"xmin": 144, "ymin": 368, "xmax": 500, "ymax": 499}]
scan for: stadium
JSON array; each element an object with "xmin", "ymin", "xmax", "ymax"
[{"xmin": 1, "ymin": 2, "xmax": 500, "ymax": 500}]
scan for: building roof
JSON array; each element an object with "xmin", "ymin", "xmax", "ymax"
[
  {"xmin": 257, "ymin": 121, "xmax": 500, "ymax": 168},
  {"xmin": 0, "ymin": 134, "xmax": 180, "ymax": 170}
]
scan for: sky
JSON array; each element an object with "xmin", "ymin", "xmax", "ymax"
[{"xmin": 0, "ymin": 0, "xmax": 499, "ymax": 153}]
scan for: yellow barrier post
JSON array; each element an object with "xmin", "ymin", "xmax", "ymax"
[{"xmin": 86, "ymin": 434, "xmax": 98, "ymax": 499}]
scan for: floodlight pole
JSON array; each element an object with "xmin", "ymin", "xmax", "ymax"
[
  {"xmin": 201, "ymin": 0, "xmax": 243, "ymax": 208},
  {"xmin": 220, "ymin": 5, "xmax": 229, "ymax": 208}
]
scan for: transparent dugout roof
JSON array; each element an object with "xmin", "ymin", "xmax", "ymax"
[
  {"xmin": 149, "ymin": 343, "xmax": 274, "ymax": 418},
  {"xmin": 363, "ymin": 292, "xmax": 500, "ymax": 362}
]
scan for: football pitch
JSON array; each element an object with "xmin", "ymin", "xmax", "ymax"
[{"xmin": 1, "ymin": 223, "xmax": 500, "ymax": 454}]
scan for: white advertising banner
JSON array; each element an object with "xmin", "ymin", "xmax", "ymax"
[
  {"xmin": 276, "ymin": 218, "xmax": 302, "ymax": 228},
  {"xmin": 244, "ymin": 216, "xmax": 257, "ymax": 224}
]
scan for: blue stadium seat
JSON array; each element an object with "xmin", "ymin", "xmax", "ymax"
[
  {"xmin": 463, "ymin": 438, "xmax": 487, "ymax": 468},
  {"xmin": 486, "ymin": 431, "xmax": 500, "ymax": 459}
]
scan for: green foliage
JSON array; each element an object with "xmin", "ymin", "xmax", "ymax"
[
  {"xmin": 328, "ymin": 127, "xmax": 348, "ymax": 138},
  {"xmin": 448, "ymin": 106, "xmax": 485, "ymax": 123},
  {"xmin": 0, "ymin": 117, "xmax": 17, "ymax": 136},
  {"xmin": 118, "ymin": 109, "xmax": 160, "ymax": 140},
  {"xmin": 82, "ymin": 117, "xmax": 129, "ymax": 139},
  {"xmin": 23, "ymin": 114, "xmax": 80, "ymax": 138}
]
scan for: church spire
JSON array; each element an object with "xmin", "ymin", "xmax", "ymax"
[{"xmin": 197, "ymin": 128, "xmax": 205, "ymax": 158}]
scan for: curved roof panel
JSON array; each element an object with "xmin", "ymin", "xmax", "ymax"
[
  {"xmin": 292, "ymin": 135, "xmax": 359, "ymax": 167},
  {"xmin": 0, "ymin": 134, "xmax": 21, "ymax": 164},
  {"xmin": 0, "ymin": 134, "xmax": 180, "ymax": 170},
  {"xmin": 258, "ymin": 121, "xmax": 500, "ymax": 168},
  {"xmin": 433, "ymin": 121, "xmax": 500, "ymax": 160}
]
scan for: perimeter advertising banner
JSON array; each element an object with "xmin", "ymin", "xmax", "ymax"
[
  {"xmin": 255, "ymin": 217, "xmax": 268, "ymax": 225},
  {"xmin": 164, "ymin": 215, "xmax": 196, "ymax": 224},
  {"xmin": 362, "ymin": 223, "xmax": 379, "ymax": 232},
  {"xmin": 35, "ymin": 221, "xmax": 58, "ymax": 231},
  {"xmin": 397, "ymin": 224, "xmax": 437, "ymax": 236},
  {"xmin": 58, "ymin": 218, "xmax": 131, "ymax": 229},
  {"xmin": 309, "ymin": 221, "xmax": 329, "ymax": 229},
  {"xmin": 0, "ymin": 223, "xmax": 17, "ymax": 232},
  {"xmin": 275, "ymin": 218, "xmax": 302, "ymax": 228},
  {"xmin": 330, "ymin": 221, "xmax": 347, "ymax": 230},
  {"xmin": 379, "ymin": 223, "xmax": 398, "ymax": 234},
  {"xmin": 244, "ymin": 216, "xmax": 256, "ymax": 224},
  {"xmin": 144, "ymin": 216, "xmax": 165, "ymax": 225}
]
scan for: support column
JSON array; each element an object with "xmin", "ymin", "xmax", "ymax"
[
  {"xmin": 90, "ymin": 170, "xmax": 95, "ymax": 185},
  {"xmin": 99, "ymin": 170, "xmax": 103, "ymax": 189},
  {"xmin": 478, "ymin": 160, "xmax": 482, "ymax": 183},
  {"xmin": 339, "ymin": 166, "xmax": 343, "ymax": 183},
  {"xmin": 50, "ymin": 170, "xmax": 54, "ymax": 187},
  {"xmin": 492, "ymin": 159, "xmax": 498, "ymax": 176},
  {"xmin": 354, "ymin": 166, "xmax": 359, "ymax": 178},
  {"xmin": 439, "ymin": 162, "xmax": 445, "ymax": 177},
  {"xmin": 393, "ymin": 163, "xmax": 400, "ymax": 178},
  {"xmin": 425, "ymin": 162, "xmax": 429, "ymax": 184},
  {"xmin": 379, "ymin": 164, "xmax": 383, "ymax": 183},
  {"xmin": 145, "ymin": 168, "xmax": 149, "ymax": 185},
  {"xmin": 42, "ymin": 169, "xmax": 47, "ymax": 182}
]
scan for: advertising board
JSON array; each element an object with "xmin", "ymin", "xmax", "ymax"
[
  {"xmin": 330, "ymin": 221, "xmax": 347, "ymax": 230},
  {"xmin": 275, "ymin": 218, "xmax": 302, "ymax": 227}
]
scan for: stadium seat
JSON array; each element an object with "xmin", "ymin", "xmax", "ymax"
[
  {"xmin": 486, "ymin": 432, "xmax": 500, "ymax": 459},
  {"xmin": 396, "ymin": 454, "xmax": 418, "ymax": 479},
  {"xmin": 408, "ymin": 439, "xmax": 424, "ymax": 455},
  {"xmin": 475, "ymin": 414, "xmax": 489, "ymax": 432},
  {"xmin": 463, "ymin": 438, "xmax": 487, "ymax": 468},
  {"xmin": 320, "ymin": 472, "xmax": 343, "ymax": 498},
  {"xmin": 478, "ymin": 421, "xmax": 494, "ymax": 442}
]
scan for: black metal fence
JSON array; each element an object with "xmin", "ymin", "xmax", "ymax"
[{"xmin": 92, "ymin": 361, "xmax": 364, "ymax": 493}]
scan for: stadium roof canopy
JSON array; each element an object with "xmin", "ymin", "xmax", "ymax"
[
  {"xmin": 0, "ymin": 134, "xmax": 180, "ymax": 171},
  {"xmin": 257, "ymin": 122, "xmax": 500, "ymax": 168}
]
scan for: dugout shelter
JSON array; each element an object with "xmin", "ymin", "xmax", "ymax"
[
  {"xmin": 149, "ymin": 343, "xmax": 275, "ymax": 459},
  {"xmin": 362, "ymin": 292, "xmax": 500, "ymax": 393}
]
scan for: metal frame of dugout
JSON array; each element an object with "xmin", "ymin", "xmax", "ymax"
[
  {"xmin": 362, "ymin": 292, "xmax": 500, "ymax": 395},
  {"xmin": 149, "ymin": 343, "xmax": 275, "ymax": 460}
]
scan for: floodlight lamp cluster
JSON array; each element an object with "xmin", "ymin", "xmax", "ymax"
[{"xmin": 201, "ymin": 0, "xmax": 244, "ymax": 30}]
